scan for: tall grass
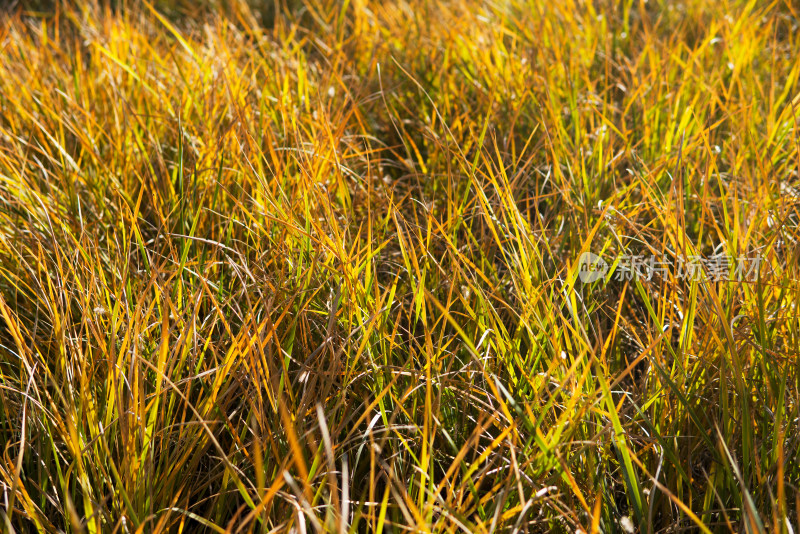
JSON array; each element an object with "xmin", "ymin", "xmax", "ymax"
[{"xmin": 0, "ymin": 0, "xmax": 798, "ymax": 532}]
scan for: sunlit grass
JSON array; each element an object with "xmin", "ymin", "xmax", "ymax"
[{"xmin": 0, "ymin": 0, "xmax": 798, "ymax": 532}]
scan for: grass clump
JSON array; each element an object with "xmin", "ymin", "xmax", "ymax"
[{"xmin": 0, "ymin": 0, "xmax": 798, "ymax": 532}]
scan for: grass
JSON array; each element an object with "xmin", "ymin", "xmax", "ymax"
[{"xmin": 0, "ymin": 0, "xmax": 798, "ymax": 532}]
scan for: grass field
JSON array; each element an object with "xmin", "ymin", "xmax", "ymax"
[{"xmin": 0, "ymin": 0, "xmax": 798, "ymax": 532}]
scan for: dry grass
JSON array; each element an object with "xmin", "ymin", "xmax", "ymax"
[{"xmin": 0, "ymin": 0, "xmax": 799, "ymax": 532}]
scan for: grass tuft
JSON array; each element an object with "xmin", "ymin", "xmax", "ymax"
[{"xmin": 0, "ymin": 0, "xmax": 798, "ymax": 532}]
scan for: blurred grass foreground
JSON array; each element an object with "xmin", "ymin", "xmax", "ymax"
[{"xmin": 0, "ymin": 0, "xmax": 799, "ymax": 532}]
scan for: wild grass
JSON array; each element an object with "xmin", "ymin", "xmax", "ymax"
[{"xmin": 0, "ymin": 0, "xmax": 798, "ymax": 532}]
